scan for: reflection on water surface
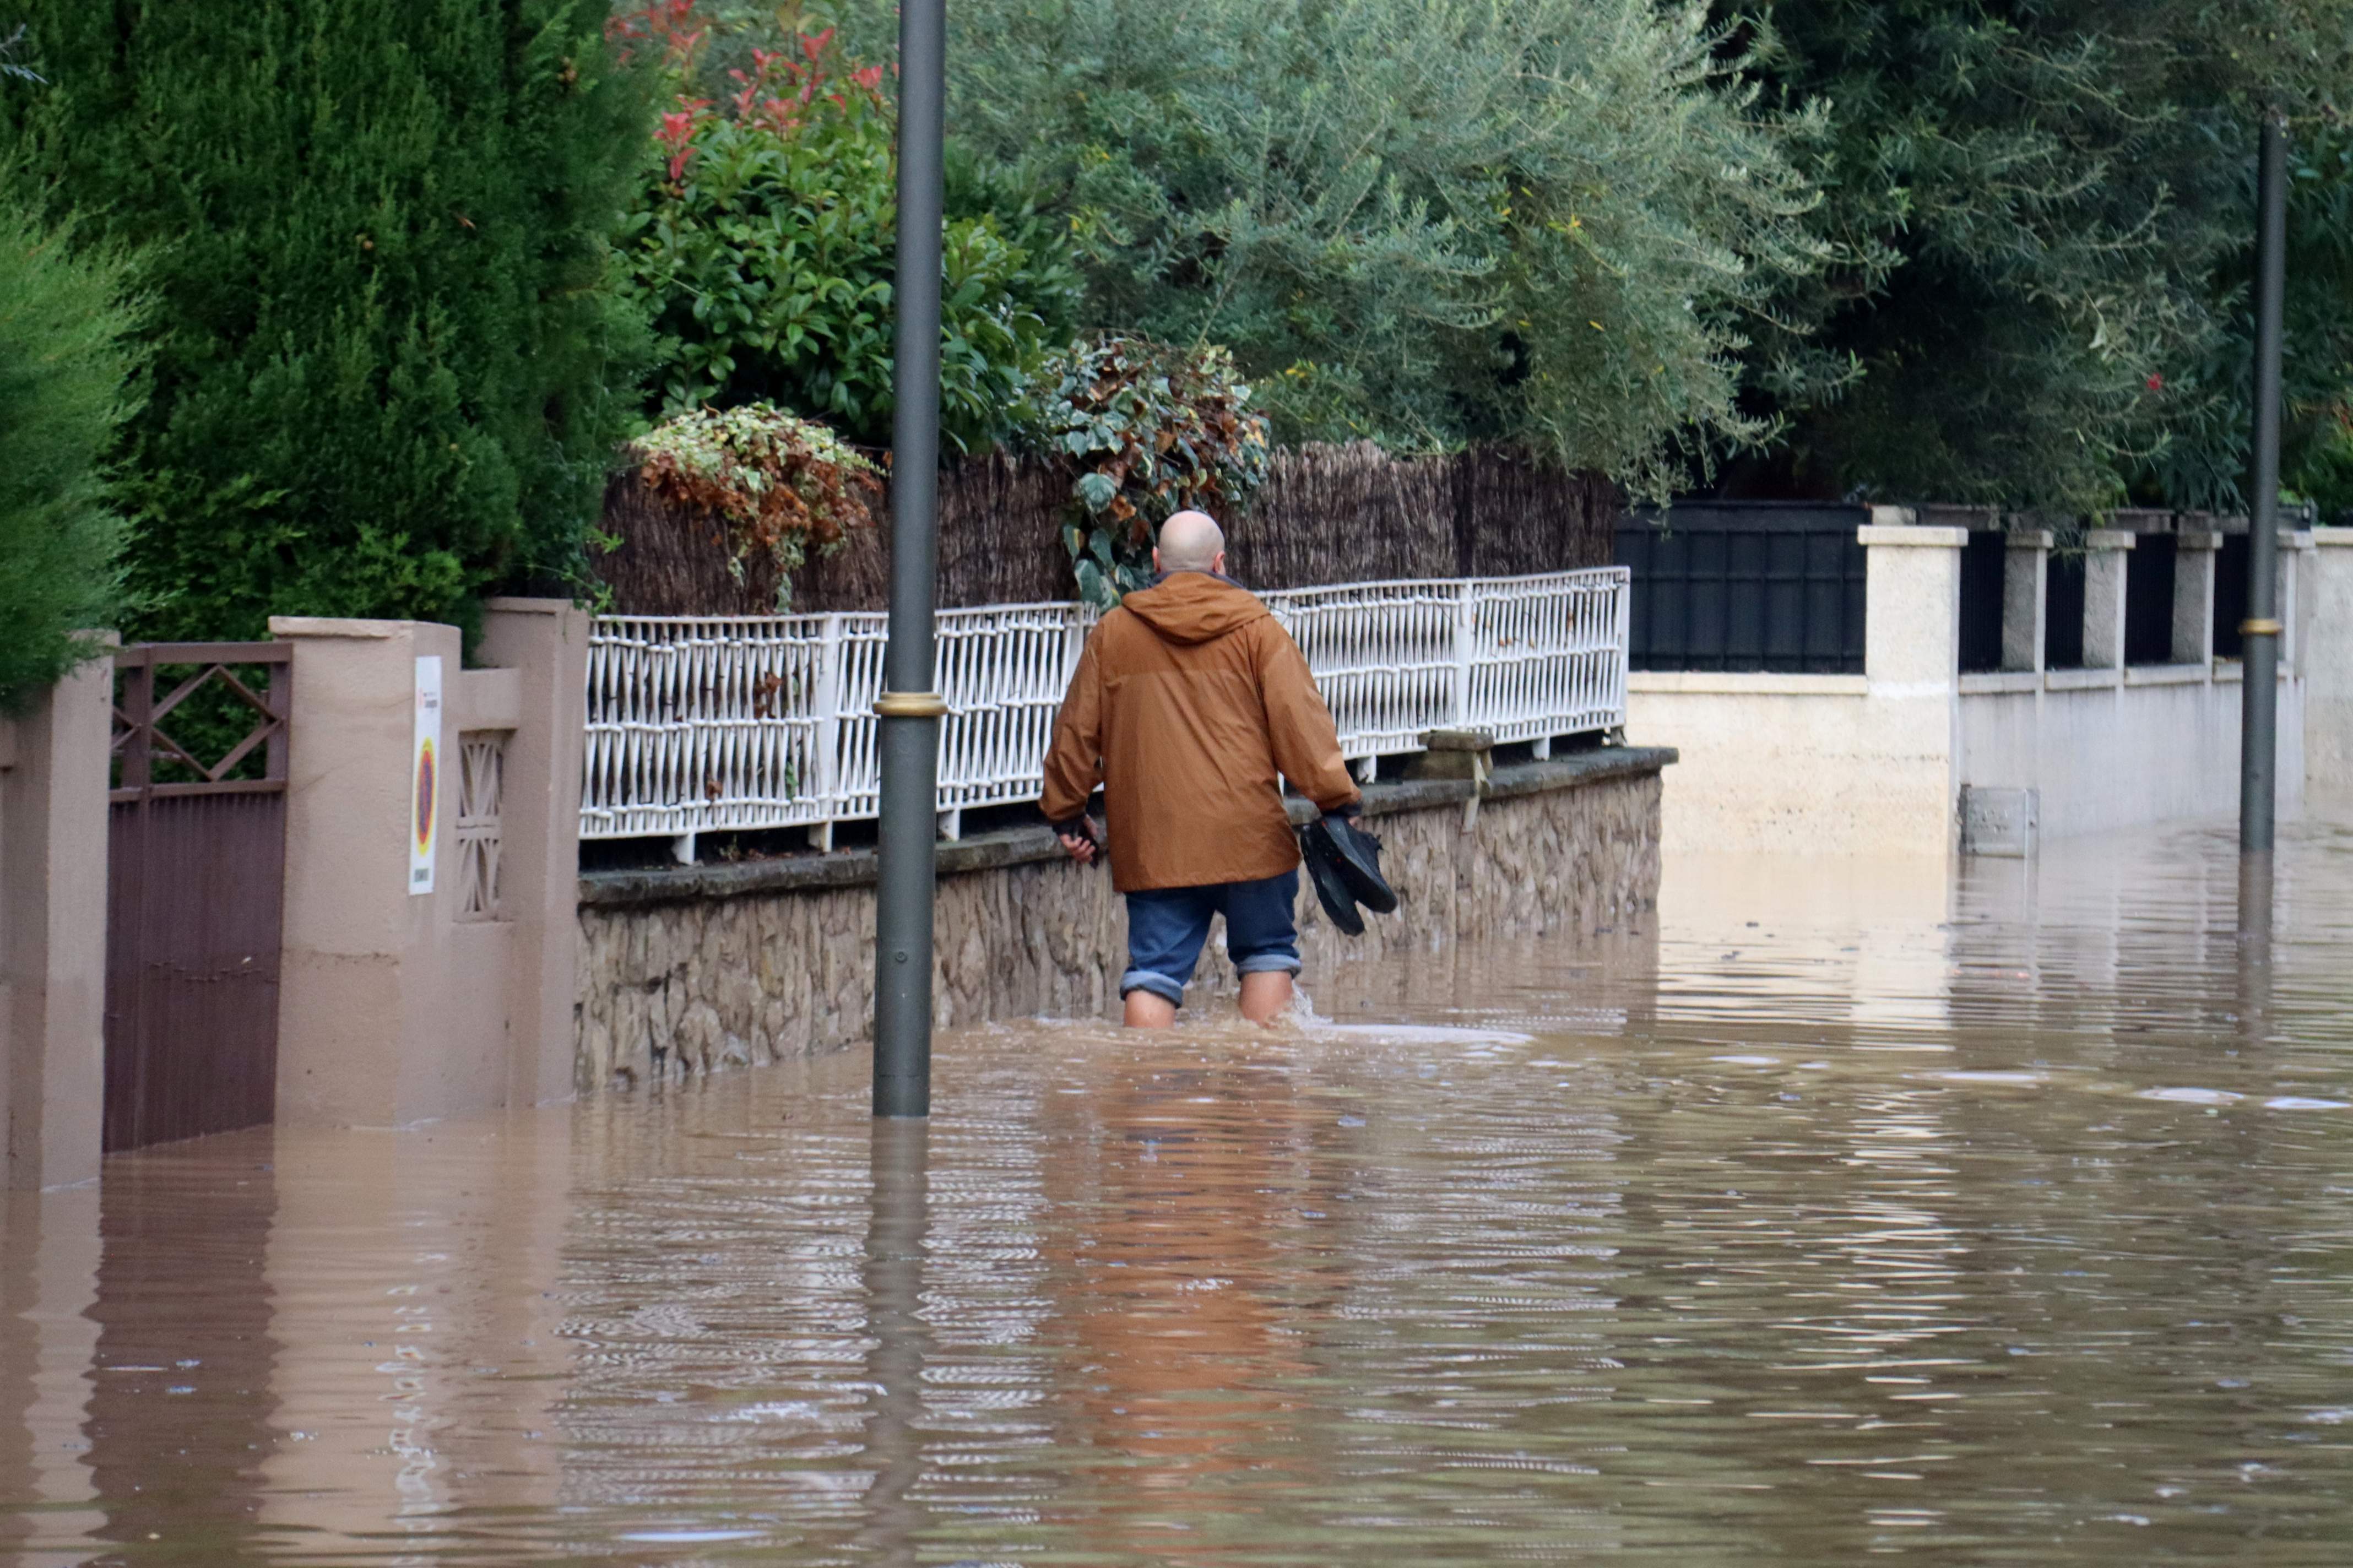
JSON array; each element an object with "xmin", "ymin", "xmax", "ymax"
[{"xmin": 6, "ymin": 818, "xmax": 2353, "ymax": 1564}]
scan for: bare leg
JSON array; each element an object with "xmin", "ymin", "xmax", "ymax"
[
  {"xmin": 1124, "ymin": 990, "xmax": 1178, "ymax": 1029},
  {"xmin": 1238, "ymin": 971, "xmax": 1294, "ymax": 1026}
]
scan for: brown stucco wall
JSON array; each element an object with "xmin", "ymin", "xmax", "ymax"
[
  {"xmin": 1, "ymin": 654, "xmax": 113, "ymax": 1189},
  {"xmin": 573, "ymin": 750, "xmax": 1668, "ymax": 1090}
]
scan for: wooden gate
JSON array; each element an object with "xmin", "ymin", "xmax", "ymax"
[{"xmin": 105, "ymin": 643, "xmax": 291, "ymax": 1152}]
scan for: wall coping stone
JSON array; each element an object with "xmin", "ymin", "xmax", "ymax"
[{"xmin": 578, "ymin": 745, "xmax": 1677, "ymax": 909}]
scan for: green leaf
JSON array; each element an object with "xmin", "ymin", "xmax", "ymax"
[{"xmin": 1074, "ymin": 470, "xmax": 1119, "ymax": 512}]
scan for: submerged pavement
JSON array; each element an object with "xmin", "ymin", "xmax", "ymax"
[{"xmin": 6, "ymin": 818, "xmax": 2353, "ymax": 1564}]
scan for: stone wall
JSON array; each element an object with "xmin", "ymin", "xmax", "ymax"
[{"xmin": 573, "ymin": 750, "xmax": 1669, "ymax": 1091}]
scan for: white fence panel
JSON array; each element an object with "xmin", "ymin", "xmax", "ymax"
[
  {"xmin": 1266, "ymin": 579, "xmax": 1463, "ymax": 757},
  {"xmin": 1462, "ymin": 571, "xmax": 1629, "ymax": 744},
  {"xmin": 582, "ymin": 568, "xmax": 1629, "ymax": 840}
]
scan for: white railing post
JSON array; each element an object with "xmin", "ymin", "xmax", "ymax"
[
  {"xmin": 1613, "ymin": 570, "xmax": 1631, "ymax": 732},
  {"xmin": 1451, "ymin": 578, "xmax": 1476, "ymax": 728},
  {"xmin": 809, "ymin": 612, "xmax": 844, "ymax": 851}
]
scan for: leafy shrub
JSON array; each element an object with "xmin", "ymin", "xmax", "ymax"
[
  {"xmin": 614, "ymin": 5, "xmax": 1078, "ymax": 452},
  {"xmin": 1024, "ymin": 335, "xmax": 1271, "ymax": 606},
  {"xmin": 0, "ymin": 190, "xmax": 140, "ymax": 710},
  {"xmin": 632, "ymin": 403, "xmax": 880, "ymax": 607}
]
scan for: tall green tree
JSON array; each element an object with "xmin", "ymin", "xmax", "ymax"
[
  {"xmin": 839, "ymin": 0, "xmax": 1836, "ymax": 497},
  {"xmin": 0, "ymin": 188, "xmax": 141, "ymax": 710},
  {"xmin": 1718, "ymin": 0, "xmax": 2353, "ymax": 515},
  {"xmin": 0, "ymin": 1, "xmax": 652, "ymax": 641}
]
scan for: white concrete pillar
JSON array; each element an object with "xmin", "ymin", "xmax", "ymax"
[
  {"xmin": 1862, "ymin": 514, "xmax": 1965, "ymax": 684},
  {"xmin": 2175, "ymin": 529, "xmax": 2222, "ymax": 666},
  {"xmin": 2081, "ymin": 529, "xmax": 2135, "ymax": 670},
  {"xmin": 2283, "ymin": 528, "xmax": 2314, "ymax": 674},
  {"xmin": 1859, "ymin": 515, "xmax": 1966, "ymax": 855},
  {"xmin": 2002, "ymin": 529, "xmax": 2051, "ymax": 673},
  {"xmin": 2309, "ymin": 527, "xmax": 2353, "ymax": 805},
  {"xmin": 2, "ymin": 649, "xmax": 112, "ymax": 1190}
]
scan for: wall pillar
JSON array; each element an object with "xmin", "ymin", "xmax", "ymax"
[
  {"xmin": 2002, "ymin": 529, "xmax": 2051, "ymax": 673},
  {"xmin": 2283, "ymin": 527, "xmax": 2315, "ymax": 674},
  {"xmin": 270, "ymin": 618, "xmax": 459, "ymax": 1127},
  {"xmin": 2175, "ymin": 529, "xmax": 2222, "ymax": 665},
  {"xmin": 2, "ymin": 651, "xmax": 112, "ymax": 1190},
  {"xmin": 2081, "ymin": 529, "xmax": 2135, "ymax": 670},
  {"xmin": 478, "ymin": 599, "xmax": 589, "ymax": 1108},
  {"xmin": 2310, "ymin": 528, "xmax": 2353, "ymax": 805},
  {"xmin": 1859, "ymin": 511, "xmax": 1966, "ymax": 855},
  {"xmin": 270, "ymin": 613, "xmax": 580, "ymax": 1127}
]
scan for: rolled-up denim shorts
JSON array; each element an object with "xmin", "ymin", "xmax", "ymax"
[{"xmin": 1120, "ymin": 869, "xmax": 1301, "ymax": 1005}]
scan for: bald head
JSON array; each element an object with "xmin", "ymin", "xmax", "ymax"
[{"xmin": 1155, "ymin": 510, "xmax": 1226, "ymax": 575}]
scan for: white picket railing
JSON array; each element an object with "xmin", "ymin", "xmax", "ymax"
[{"xmin": 581, "ymin": 568, "xmax": 1630, "ymax": 843}]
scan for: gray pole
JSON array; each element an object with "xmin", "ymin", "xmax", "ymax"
[
  {"xmin": 872, "ymin": 0, "xmax": 946, "ymax": 1118},
  {"xmin": 2240, "ymin": 112, "xmax": 2287, "ymax": 862},
  {"xmin": 855, "ymin": 1119, "xmax": 930, "ymax": 1561}
]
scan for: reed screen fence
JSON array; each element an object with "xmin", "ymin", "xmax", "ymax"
[{"xmin": 582, "ymin": 568, "xmax": 1629, "ymax": 843}]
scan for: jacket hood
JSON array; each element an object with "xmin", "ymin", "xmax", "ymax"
[{"xmin": 1118, "ymin": 571, "xmax": 1270, "ymax": 646}]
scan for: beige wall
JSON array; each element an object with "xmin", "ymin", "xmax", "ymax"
[
  {"xmin": 270, "ymin": 604, "xmax": 586, "ymax": 1128},
  {"xmin": 1626, "ymin": 515, "xmax": 1964, "ymax": 858},
  {"xmin": 1, "ymin": 653, "xmax": 112, "ymax": 1190},
  {"xmin": 1629, "ymin": 516, "xmax": 2324, "ymax": 855},
  {"xmin": 1959, "ymin": 668, "xmax": 2304, "ymax": 838},
  {"xmin": 2311, "ymin": 528, "xmax": 2353, "ymax": 806}
]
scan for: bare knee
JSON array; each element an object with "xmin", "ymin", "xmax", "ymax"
[
  {"xmin": 1124, "ymin": 990, "xmax": 1178, "ymax": 1028},
  {"xmin": 1238, "ymin": 970, "xmax": 1294, "ymax": 1025}
]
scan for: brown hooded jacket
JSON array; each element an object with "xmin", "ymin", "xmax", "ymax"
[{"xmin": 1040, "ymin": 572, "xmax": 1361, "ymax": 892}]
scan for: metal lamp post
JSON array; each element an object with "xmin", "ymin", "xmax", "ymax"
[
  {"xmin": 2240, "ymin": 110, "xmax": 2288, "ymax": 867},
  {"xmin": 872, "ymin": 0, "xmax": 947, "ymax": 1118}
]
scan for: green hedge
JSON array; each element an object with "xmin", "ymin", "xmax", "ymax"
[{"xmin": 0, "ymin": 1, "xmax": 653, "ymax": 642}]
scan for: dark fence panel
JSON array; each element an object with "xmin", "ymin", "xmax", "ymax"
[
  {"xmin": 2125, "ymin": 533, "xmax": 2179, "ymax": 665},
  {"xmin": 2045, "ymin": 554, "xmax": 2088, "ymax": 669},
  {"xmin": 2214, "ymin": 530, "xmax": 2249, "ymax": 660},
  {"xmin": 105, "ymin": 647, "xmax": 289, "ymax": 1153},
  {"xmin": 594, "ymin": 443, "xmax": 1618, "ymax": 615},
  {"xmin": 1614, "ymin": 502, "xmax": 1867, "ymax": 674},
  {"xmin": 1958, "ymin": 531, "xmax": 2007, "ymax": 674}
]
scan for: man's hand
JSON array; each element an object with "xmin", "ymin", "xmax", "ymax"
[{"xmin": 1056, "ymin": 816, "xmax": 1103, "ymax": 866}]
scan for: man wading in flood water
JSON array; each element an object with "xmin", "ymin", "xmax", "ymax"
[{"xmin": 1042, "ymin": 509, "xmax": 1363, "ymax": 1027}]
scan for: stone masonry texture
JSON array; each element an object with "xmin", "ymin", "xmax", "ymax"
[{"xmin": 574, "ymin": 766, "xmax": 1662, "ymax": 1091}]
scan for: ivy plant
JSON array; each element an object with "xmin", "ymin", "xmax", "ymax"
[{"xmin": 1023, "ymin": 335, "xmax": 1271, "ymax": 606}]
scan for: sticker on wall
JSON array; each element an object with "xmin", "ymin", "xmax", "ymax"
[{"xmin": 411, "ymin": 655, "xmax": 442, "ymax": 894}]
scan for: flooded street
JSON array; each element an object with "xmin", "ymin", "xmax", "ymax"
[{"xmin": 8, "ymin": 819, "xmax": 2353, "ymax": 1565}]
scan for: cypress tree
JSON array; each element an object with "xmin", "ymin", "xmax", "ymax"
[{"xmin": 0, "ymin": 2, "xmax": 650, "ymax": 641}]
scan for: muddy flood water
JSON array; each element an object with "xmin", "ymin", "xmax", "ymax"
[{"xmin": 8, "ymin": 819, "xmax": 2353, "ymax": 1565}]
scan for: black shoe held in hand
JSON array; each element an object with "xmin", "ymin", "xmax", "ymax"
[{"xmin": 1299, "ymin": 812, "xmax": 1398, "ymax": 934}]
